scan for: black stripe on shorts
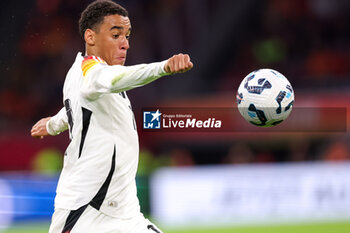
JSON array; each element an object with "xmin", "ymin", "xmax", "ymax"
[{"xmin": 61, "ymin": 204, "xmax": 88, "ymax": 233}]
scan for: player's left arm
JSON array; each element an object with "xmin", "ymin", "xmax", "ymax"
[{"xmin": 81, "ymin": 53, "xmax": 193, "ymax": 100}]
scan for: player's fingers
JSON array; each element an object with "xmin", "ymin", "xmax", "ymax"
[
  {"xmin": 32, "ymin": 119, "xmax": 44, "ymax": 130},
  {"xmin": 173, "ymin": 55, "xmax": 179, "ymax": 72},
  {"xmin": 167, "ymin": 54, "xmax": 193, "ymax": 73},
  {"xmin": 32, "ymin": 125, "xmax": 41, "ymax": 134},
  {"xmin": 31, "ymin": 124, "xmax": 43, "ymax": 134},
  {"xmin": 31, "ymin": 127, "xmax": 39, "ymax": 136},
  {"xmin": 188, "ymin": 61, "xmax": 193, "ymax": 69},
  {"xmin": 31, "ymin": 129, "xmax": 46, "ymax": 139},
  {"xmin": 31, "ymin": 131, "xmax": 40, "ymax": 138},
  {"xmin": 183, "ymin": 54, "xmax": 192, "ymax": 70},
  {"xmin": 31, "ymin": 123, "xmax": 39, "ymax": 131},
  {"xmin": 178, "ymin": 53, "xmax": 185, "ymax": 72},
  {"xmin": 181, "ymin": 54, "xmax": 193, "ymax": 72},
  {"xmin": 184, "ymin": 54, "xmax": 190, "ymax": 65}
]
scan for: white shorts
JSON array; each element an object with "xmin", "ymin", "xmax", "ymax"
[{"xmin": 49, "ymin": 205, "xmax": 163, "ymax": 233}]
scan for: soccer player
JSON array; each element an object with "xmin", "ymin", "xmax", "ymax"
[{"xmin": 30, "ymin": 1, "xmax": 193, "ymax": 232}]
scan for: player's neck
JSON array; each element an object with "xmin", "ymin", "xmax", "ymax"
[{"xmin": 85, "ymin": 46, "xmax": 102, "ymax": 59}]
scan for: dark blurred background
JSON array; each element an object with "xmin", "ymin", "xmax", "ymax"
[{"xmin": 0, "ymin": 0, "xmax": 349, "ymax": 171}]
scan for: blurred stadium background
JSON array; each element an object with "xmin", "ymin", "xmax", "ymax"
[{"xmin": 1, "ymin": 0, "xmax": 350, "ymax": 232}]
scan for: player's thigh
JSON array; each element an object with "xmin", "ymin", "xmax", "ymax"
[
  {"xmin": 49, "ymin": 205, "xmax": 100, "ymax": 233},
  {"xmin": 70, "ymin": 205, "xmax": 134, "ymax": 233},
  {"xmin": 55, "ymin": 205, "xmax": 164, "ymax": 233},
  {"xmin": 69, "ymin": 205, "xmax": 107, "ymax": 233}
]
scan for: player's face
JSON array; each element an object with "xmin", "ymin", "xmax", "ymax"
[{"xmin": 94, "ymin": 14, "xmax": 131, "ymax": 66}]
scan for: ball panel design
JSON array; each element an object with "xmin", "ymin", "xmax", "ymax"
[{"xmin": 236, "ymin": 69, "xmax": 294, "ymax": 127}]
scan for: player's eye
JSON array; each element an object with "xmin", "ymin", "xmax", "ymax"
[
  {"xmin": 113, "ymin": 34, "xmax": 120, "ymax": 39},
  {"xmin": 126, "ymin": 35, "xmax": 130, "ymax": 40}
]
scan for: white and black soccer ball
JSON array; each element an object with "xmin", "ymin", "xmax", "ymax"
[{"xmin": 236, "ymin": 69, "xmax": 294, "ymax": 127}]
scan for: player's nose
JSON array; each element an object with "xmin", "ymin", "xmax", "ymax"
[{"xmin": 120, "ymin": 36, "xmax": 129, "ymax": 50}]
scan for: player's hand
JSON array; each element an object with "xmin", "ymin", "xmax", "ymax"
[
  {"xmin": 164, "ymin": 53, "xmax": 193, "ymax": 74},
  {"xmin": 31, "ymin": 117, "xmax": 51, "ymax": 139}
]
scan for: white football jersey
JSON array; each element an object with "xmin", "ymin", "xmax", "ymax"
[{"xmin": 47, "ymin": 52, "xmax": 169, "ymax": 219}]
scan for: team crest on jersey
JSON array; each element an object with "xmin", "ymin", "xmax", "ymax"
[{"xmin": 143, "ymin": 109, "xmax": 162, "ymax": 129}]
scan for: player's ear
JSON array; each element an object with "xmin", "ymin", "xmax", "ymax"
[{"xmin": 84, "ymin": 29, "xmax": 95, "ymax": 46}]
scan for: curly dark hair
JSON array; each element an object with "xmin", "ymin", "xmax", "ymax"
[{"xmin": 79, "ymin": 0, "xmax": 128, "ymax": 40}]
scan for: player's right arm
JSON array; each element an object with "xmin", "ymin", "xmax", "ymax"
[
  {"xmin": 31, "ymin": 107, "xmax": 68, "ymax": 138},
  {"xmin": 81, "ymin": 53, "xmax": 193, "ymax": 100}
]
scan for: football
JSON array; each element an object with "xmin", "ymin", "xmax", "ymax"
[{"xmin": 236, "ymin": 69, "xmax": 294, "ymax": 127}]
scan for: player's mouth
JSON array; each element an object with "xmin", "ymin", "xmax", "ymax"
[
  {"xmin": 115, "ymin": 55, "xmax": 126, "ymax": 62},
  {"xmin": 115, "ymin": 57, "xmax": 125, "ymax": 61}
]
